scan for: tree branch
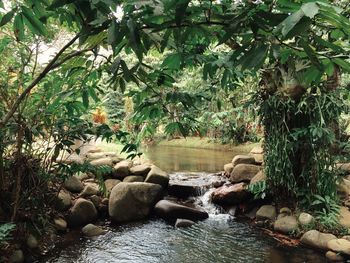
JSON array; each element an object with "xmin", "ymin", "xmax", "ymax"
[{"xmin": 0, "ymin": 33, "xmax": 81, "ymax": 128}]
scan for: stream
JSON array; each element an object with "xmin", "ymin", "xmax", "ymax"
[{"xmin": 40, "ymin": 145, "xmax": 326, "ymax": 262}]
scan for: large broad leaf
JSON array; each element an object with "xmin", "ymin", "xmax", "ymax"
[
  {"xmin": 333, "ymin": 58, "xmax": 350, "ymax": 73},
  {"xmin": 301, "ymin": 2, "xmax": 319, "ymax": 18},
  {"xmin": 0, "ymin": 9, "xmax": 15, "ymax": 27},
  {"xmin": 162, "ymin": 53, "xmax": 182, "ymax": 70},
  {"xmin": 22, "ymin": 6, "xmax": 47, "ymax": 36},
  {"xmin": 13, "ymin": 14, "xmax": 25, "ymax": 41},
  {"xmin": 299, "ymin": 38, "xmax": 323, "ymax": 71},
  {"xmin": 239, "ymin": 44, "xmax": 269, "ymax": 71}
]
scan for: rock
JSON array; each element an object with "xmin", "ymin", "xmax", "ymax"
[
  {"xmin": 256, "ymin": 205, "xmax": 276, "ymax": 221},
  {"xmin": 104, "ymin": 179, "xmax": 121, "ymax": 194},
  {"xmin": 86, "ymin": 152, "xmax": 117, "ymax": 160},
  {"xmin": 75, "ymin": 173, "xmax": 90, "ymax": 181},
  {"xmin": 90, "ymin": 157, "xmax": 113, "ymax": 167},
  {"xmin": 168, "ymin": 183, "xmax": 210, "ymax": 198},
  {"xmin": 249, "ymin": 145, "xmax": 264, "ymax": 164},
  {"xmin": 279, "ymin": 207, "xmax": 292, "ymax": 215},
  {"xmin": 109, "ymin": 182, "xmax": 163, "ymax": 223},
  {"xmin": 232, "ymin": 155, "xmax": 256, "ymax": 167},
  {"xmin": 26, "ymin": 234, "xmax": 38, "ymax": 249},
  {"xmin": 338, "ymin": 178, "xmax": 350, "ymax": 197},
  {"xmin": 175, "ymin": 219, "xmax": 195, "ymax": 228},
  {"xmin": 212, "ymin": 180, "xmax": 225, "ymax": 188},
  {"xmin": 337, "ymin": 163, "xmax": 350, "ymax": 173},
  {"xmin": 327, "ymin": 238, "xmax": 350, "ymax": 255},
  {"xmin": 154, "ymin": 200, "xmax": 209, "ymax": 221},
  {"xmin": 113, "ymin": 160, "xmax": 132, "ymax": 179},
  {"xmin": 67, "ymin": 198, "xmax": 98, "ymax": 227},
  {"xmin": 298, "ymin": 212, "xmax": 314, "ymax": 226},
  {"xmin": 89, "ymin": 195, "xmax": 100, "ymax": 208},
  {"xmin": 325, "ymin": 251, "xmax": 344, "ymax": 262},
  {"xmin": 229, "ymin": 164, "xmax": 261, "ymax": 183},
  {"xmin": 300, "ymin": 230, "xmax": 336, "ymax": 250},
  {"xmin": 130, "ymin": 164, "xmax": 152, "ymax": 176},
  {"xmin": 10, "ymin": 250, "xmax": 24, "ymax": 263},
  {"xmin": 342, "ymin": 235, "xmax": 350, "ymax": 242},
  {"xmin": 224, "ymin": 163, "xmax": 234, "ymax": 177},
  {"xmin": 250, "ymin": 171, "xmax": 266, "ymax": 185},
  {"xmin": 211, "ymin": 183, "xmax": 250, "ymax": 205},
  {"xmin": 123, "ymin": 175, "xmax": 144, "ymax": 183},
  {"xmin": 273, "ymin": 216, "xmax": 298, "ymax": 234},
  {"xmin": 145, "ymin": 166, "xmax": 169, "ymax": 188},
  {"xmin": 57, "ymin": 190, "xmax": 71, "ymax": 210},
  {"xmin": 80, "ymin": 183, "xmax": 100, "ymax": 197},
  {"xmin": 339, "ymin": 206, "xmax": 350, "ymax": 228},
  {"xmin": 54, "ymin": 218, "xmax": 67, "ymax": 231},
  {"xmin": 82, "ymin": 224, "xmax": 106, "ymax": 237},
  {"xmin": 64, "ymin": 176, "xmax": 84, "ymax": 193}
]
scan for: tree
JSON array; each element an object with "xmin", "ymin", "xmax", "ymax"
[{"xmin": 0, "ymin": 0, "xmax": 350, "ymax": 213}]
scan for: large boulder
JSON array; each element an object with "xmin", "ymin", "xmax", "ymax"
[
  {"xmin": 145, "ymin": 166, "xmax": 169, "ymax": 188},
  {"xmin": 109, "ymin": 182, "xmax": 163, "ymax": 223},
  {"xmin": 113, "ymin": 160, "xmax": 132, "ymax": 179},
  {"xmin": 154, "ymin": 200, "xmax": 209, "ymax": 221},
  {"xmin": 130, "ymin": 164, "xmax": 152, "ymax": 176},
  {"xmin": 273, "ymin": 216, "xmax": 298, "ymax": 234},
  {"xmin": 298, "ymin": 212, "xmax": 314, "ymax": 226},
  {"xmin": 64, "ymin": 176, "xmax": 84, "ymax": 193},
  {"xmin": 66, "ymin": 198, "xmax": 98, "ymax": 227},
  {"xmin": 300, "ymin": 230, "xmax": 336, "ymax": 250},
  {"xmin": 232, "ymin": 155, "xmax": 256, "ymax": 167},
  {"xmin": 90, "ymin": 157, "xmax": 114, "ymax": 167},
  {"xmin": 327, "ymin": 238, "xmax": 350, "ymax": 256},
  {"xmin": 256, "ymin": 205, "xmax": 276, "ymax": 221},
  {"xmin": 339, "ymin": 206, "xmax": 350, "ymax": 228},
  {"xmin": 80, "ymin": 182, "xmax": 100, "ymax": 197},
  {"xmin": 229, "ymin": 164, "xmax": 261, "ymax": 183},
  {"xmin": 175, "ymin": 219, "xmax": 195, "ymax": 228},
  {"xmin": 86, "ymin": 152, "xmax": 117, "ymax": 160},
  {"xmin": 211, "ymin": 183, "xmax": 250, "ymax": 205}
]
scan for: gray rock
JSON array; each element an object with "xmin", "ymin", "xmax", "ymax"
[
  {"xmin": 109, "ymin": 182, "xmax": 163, "ymax": 223},
  {"xmin": 300, "ymin": 230, "xmax": 336, "ymax": 250},
  {"xmin": 256, "ymin": 205, "xmax": 276, "ymax": 221},
  {"xmin": 26, "ymin": 234, "xmax": 38, "ymax": 249},
  {"xmin": 113, "ymin": 160, "xmax": 132, "ymax": 179},
  {"xmin": 130, "ymin": 164, "xmax": 152, "ymax": 176},
  {"xmin": 90, "ymin": 157, "xmax": 113, "ymax": 167},
  {"xmin": 64, "ymin": 176, "xmax": 84, "ymax": 193},
  {"xmin": 145, "ymin": 166, "xmax": 169, "ymax": 188},
  {"xmin": 249, "ymin": 146, "xmax": 264, "ymax": 164},
  {"xmin": 80, "ymin": 183, "xmax": 99, "ymax": 197},
  {"xmin": 104, "ymin": 179, "xmax": 121, "ymax": 194},
  {"xmin": 54, "ymin": 218, "xmax": 67, "ymax": 231},
  {"xmin": 67, "ymin": 198, "xmax": 98, "ymax": 227},
  {"xmin": 82, "ymin": 224, "xmax": 106, "ymax": 237},
  {"xmin": 86, "ymin": 152, "xmax": 117, "ymax": 160},
  {"xmin": 211, "ymin": 182, "xmax": 250, "ymax": 205},
  {"xmin": 10, "ymin": 250, "xmax": 24, "ymax": 263},
  {"xmin": 298, "ymin": 212, "xmax": 314, "ymax": 226},
  {"xmin": 154, "ymin": 200, "xmax": 209, "ymax": 221},
  {"xmin": 232, "ymin": 155, "xmax": 256, "ymax": 167},
  {"xmin": 123, "ymin": 175, "xmax": 144, "ymax": 183},
  {"xmin": 229, "ymin": 164, "xmax": 261, "ymax": 183},
  {"xmin": 273, "ymin": 216, "xmax": 298, "ymax": 234},
  {"xmin": 279, "ymin": 207, "xmax": 292, "ymax": 215},
  {"xmin": 89, "ymin": 195, "xmax": 100, "ymax": 208},
  {"xmin": 175, "ymin": 219, "xmax": 195, "ymax": 228},
  {"xmin": 57, "ymin": 190, "xmax": 72, "ymax": 211},
  {"xmin": 327, "ymin": 238, "xmax": 350, "ymax": 256}
]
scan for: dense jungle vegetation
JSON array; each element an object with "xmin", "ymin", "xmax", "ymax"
[{"xmin": 0, "ymin": 0, "xmax": 350, "ymax": 259}]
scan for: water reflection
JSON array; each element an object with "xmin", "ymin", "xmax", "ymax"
[{"xmin": 142, "ymin": 145, "xmax": 243, "ymax": 172}]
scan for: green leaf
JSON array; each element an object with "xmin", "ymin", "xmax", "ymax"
[
  {"xmin": 299, "ymin": 38, "xmax": 323, "ymax": 70},
  {"xmin": 0, "ymin": 9, "xmax": 16, "ymax": 27},
  {"xmin": 82, "ymin": 89, "xmax": 89, "ymax": 108},
  {"xmin": 175, "ymin": 0, "xmax": 190, "ymax": 26},
  {"xmin": 162, "ymin": 53, "xmax": 181, "ymax": 70},
  {"xmin": 22, "ymin": 6, "xmax": 47, "ymax": 36},
  {"xmin": 13, "ymin": 14, "xmax": 25, "ymax": 41},
  {"xmin": 275, "ymin": 9, "xmax": 304, "ymax": 36},
  {"xmin": 333, "ymin": 58, "xmax": 350, "ymax": 73},
  {"xmin": 50, "ymin": 0, "xmax": 76, "ymax": 9},
  {"xmin": 301, "ymin": 2, "xmax": 319, "ymax": 18},
  {"xmin": 240, "ymin": 44, "xmax": 268, "ymax": 70},
  {"xmin": 107, "ymin": 20, "xmax": 117, "ymax": 45}
]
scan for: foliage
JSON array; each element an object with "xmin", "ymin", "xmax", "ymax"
[
  {"xmin": 0, "ymin": 223, "xmax": 15, "ymax": 245},
  {"xmin": 248, "ymin": 181, "xmax": 267, "ymax": 200}
]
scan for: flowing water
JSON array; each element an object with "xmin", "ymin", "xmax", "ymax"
[{"xmin": 40, "ymin": 145, "xmax": 327, "ymax": 263}]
